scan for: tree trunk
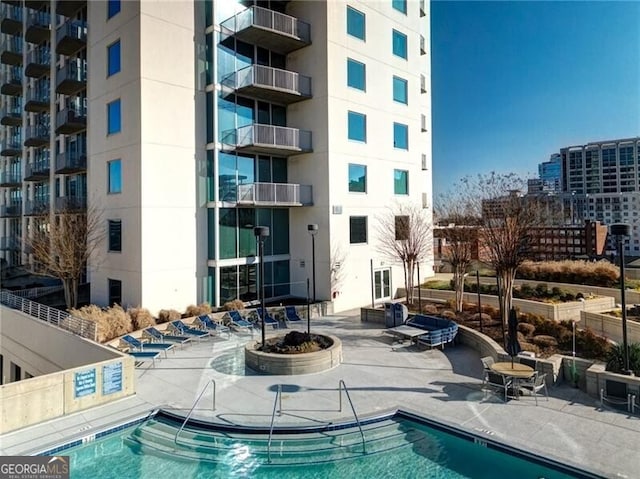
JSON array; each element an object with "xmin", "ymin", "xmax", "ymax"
[
  {"xmin": 407, "ymin": 259, "xmax": 415, "ymax": 306},
  {"xmin": 453, "ymin": 264, "xmax": 465, "ymax": 312},
  {"xmin": 63, "ymin": 277, "xmax": 79, "ymax": 310},
  {"xmin": 497, "ymin": 268, "xmax": 517, "ymax": 346},
  {"xmin": 402, "ymin": 262, "xmax": 409, "ymax": 305}
]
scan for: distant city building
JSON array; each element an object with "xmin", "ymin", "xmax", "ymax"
[
  {"xmin": 528, "ymin": 220, "xmax": 608, "ymax": 261},
  {"xmin": 538, "ymin": 153, "xmax": 562, "ymax": 193}
]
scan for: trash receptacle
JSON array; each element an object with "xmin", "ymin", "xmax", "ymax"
[
  {"xmin": 384, "ymin": 302, "xmax": 395, "ymax": 328},
  {"xmin": 392, "ymin": 303, "xmax": 408, "ymax": 326}
]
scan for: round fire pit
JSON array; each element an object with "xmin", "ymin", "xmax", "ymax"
[{"xmin": 244, "ymin": 333, "xmax": 342, "ymax": 375}]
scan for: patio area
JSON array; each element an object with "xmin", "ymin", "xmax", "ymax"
[{"xmin": 2, "ymin": 311, "xmax": 639, "ymax": 477}]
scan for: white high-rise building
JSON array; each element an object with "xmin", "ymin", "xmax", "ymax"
[{"xmin": 1, "ymin": 0, "xmax": 433, "ymax": 313}]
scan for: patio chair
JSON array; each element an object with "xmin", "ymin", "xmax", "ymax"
[
  {"xmin": 519, "ymin": 372, "xmax": 549, "ymax": 405},
  {"xmin": 143, "ymin": 327, "xmax": 193, "ymax": 347},
  {"xmin": 257, "ymin": 307, "xmax": 279, "ymax": 329},
  {"xmin": 196, "ymin": 315, "xmax": 231, "ymax": 338},
  {"xmin": 480, "ymin": 356, "xmax": 495, "ymax": 384},
  {"xmin": 485, "ymin": 371, "xmax": 513, "ymax": 402},
  {"xmin": 600, "ymin": 379, "xmax": 633, "ymax": 413},
  {"xmin": 285, "ymin": 306, "xmax": 303, "ymax": 324},
  {"xmin": 120, "ymin": 335, "xmax": 174, "ymax": 356},
  {"xmin": 518, "ymin": 356, "xmax": 538, "ymax": 370},
  {"xmin": 227, "ymin": 310, "xmax": 255, "ymax": 333},
  {"xmin": 170, "ymin": 320, "xmax": 211, "ymax": 340}
]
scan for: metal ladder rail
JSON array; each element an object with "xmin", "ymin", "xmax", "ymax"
[
  {"xmin": 338, "ymin": 379, "xmax": 366, "ymax": 454},
  {"xmin": 266, "ymin": 384, "xmax": 283, "ymax": 463},
  {"xmin": 174, "ymin": 379, "xmax": 216, "ymax": 446}
]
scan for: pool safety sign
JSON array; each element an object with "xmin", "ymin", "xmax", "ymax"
[
  {"xmin": 102, "ymin": 362, "xmax": 123, "ymax": 395},
  {"xmin": 74, "ymin": 369, "xmax": 96, "ymax": 398}
]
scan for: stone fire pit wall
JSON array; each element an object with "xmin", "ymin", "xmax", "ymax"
[{"xmin": 245, "ymin": 335, "xmax": 342, "ymax": 375}]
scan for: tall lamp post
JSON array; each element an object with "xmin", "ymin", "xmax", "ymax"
[
  {"xmin": 307, "ymin": 224, "xmax": 318, "ymax": 303},
  {"xmin": 254, "ymin": 226, "xmax": 270, "ymax": 349},
  {"xmin": 610, "ymin": 223, "xmax": 631, "ymax": 375}
]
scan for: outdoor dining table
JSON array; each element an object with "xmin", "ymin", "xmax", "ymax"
[
  {"xmin": 490, "ymin": 362, "xmax": 535, "ymax": 399},
  {"xmin": 385, "ymin": 325, "xmax": 425, "ymax": 344}
]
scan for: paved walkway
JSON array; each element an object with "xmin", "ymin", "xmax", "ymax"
[{"xmin": 2, "ymin": 311, "xmax": 640, "ymax": 478}]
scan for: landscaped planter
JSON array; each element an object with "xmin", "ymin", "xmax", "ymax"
[
  {"xmin": 582, "ymin": 311, "xmax": 640, "ymax": 345},
  {"xmin": 244, "ymin": 335, "xmax": 342, "ymax": 375}
]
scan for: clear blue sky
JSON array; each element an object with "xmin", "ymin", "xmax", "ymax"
[{"xmin": 431, "ymin": 0, "xmax": 640, "ymax": 194}]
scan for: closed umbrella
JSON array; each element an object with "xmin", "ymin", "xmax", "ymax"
[{"xmin": 506, "ymin": 307, "xmax": 522, "ymax": 366}]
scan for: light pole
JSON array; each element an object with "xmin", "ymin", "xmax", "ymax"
[
  {"xmin": 610, "ymin": 223, "xmax": 631, "ymax": 375},
  {"xmin": 254, "ymin": 226, "xmax": 270, "ymax": 349},
  {"xmin": 476, "ymin": 270, "xmax": 483, "ymax": 333},
  {"xmin": 307, "ymin": 224, "xmax": 318, "ymax": 303}
]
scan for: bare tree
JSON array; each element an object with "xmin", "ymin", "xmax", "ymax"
[
  {"xmin": 330, "ymin": 243, "xmax": 348, "ymax": 297},
  {"xmin": 375, "ymin": 202, "xmax": 432, "ymax": 306},
  {"xmin": 434, "ymin": 192, "xmax": 480, "ymax": 312},
  {"xmin": 25, "ymin": 204, "xmax": 104, "ymax": 309}
]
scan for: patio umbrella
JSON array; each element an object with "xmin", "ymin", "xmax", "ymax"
[{"xmin": 506, "ymin": 307, "xmax": 522, "ymax": 366}]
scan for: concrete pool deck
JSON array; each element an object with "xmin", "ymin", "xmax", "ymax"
[{"xmin": 2, "ymin": 311, "xmax": 639, "ymax": 477}]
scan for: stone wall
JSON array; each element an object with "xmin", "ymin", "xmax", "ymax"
[{"xmin": 582, "ymin": 310, "xmax": 640, "ymax": 344}]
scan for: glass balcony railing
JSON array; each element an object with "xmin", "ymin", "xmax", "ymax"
[
  {"xmin": 0, "ymin": 3, "xmax": 23, "ymax": 35},
  {"xmin": 24, "ymin": 123, "xmax": 50, "ymax": 147},
  {"xmin": 1, "ymin": 138, "xmax": 22, "ymax": 156},
  {"xmin": 0, "ymin": 203, "xmax": 22, "ymax": 217},
  {"xmin": 26, "ymin": 11, "xmax": 51, "ymax": 44},
  {"xmin": 25, "ymin": 46, "xmax": 51, "ymax": 78},
  {"xmin": 221, "ymin": 123, "xmax": 312, "ymax": 157},
  {"xmin": 55, "ymin": 148, "xmax": 86, "ymax": 173},
  {"xmin": 55, "ymin": 196, "xmax": 86, "ymax": 212},
  {"xmin": 55, "ymin": 104, "xmax": 86, "ymax": 134},
  {"xmin": 222, "ymin": 65, "xmax": 311, "ymax": 104},
  {"xmin": 24, "ymin": 199, "xmax": 49, "ymax": 216},
  {"xmin": 1, "ymin": 101, "xmax": 22, "ymax": 126},
  {"xmin": 1, "ymin": 65, "xmax": 22, "ymax": 95},
  {"xmin": 0, "ymin": 237, "xmax": 20, "ymax": 251},
  {"xmin": 56, "ymin": 19, "xmax": 87, "ymax": 56},
  {"xmin": 56, "ymin": 61, "xmax": 87, "ymax": 95},
  {"xmin": 25, "ymin": 83, "xmax": 50, "ymax": 111},
  {"xmin": 24, "ymin": 156, "xmax": 50, "ymax": 181},
  {"xmin": 0, "ymin": 35, "xmax": 23, "ymax": 66},
  {"xmin": 0, "ymin": 171, "xmax": 21, "ymax": 186}
]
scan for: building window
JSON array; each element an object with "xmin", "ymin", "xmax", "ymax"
[
  {"xmin": 348, "ymin": 163, "xmax": 367, "ymax": 192},
  {"xmin": 393, "ymin": 76, "xmax": 408, "ymax": 104},
  {"xmin": 349, "ymin": 216, "xmax": 367, "ymax": 244},
  {"xmin": 107, "ymin": 40, "xmax": 121, "ymax": 77},
  {"xmin": 395, "ymin": 215, "xmax": 409, "ymax": 240},
  {"xmin": 394, "ymin": 169, "xmax": 408, "ymax": 194},
  {"xmin": 392, "ymin": 0, "xmax": 407, "ymax": 14},
  {"xmin": 108, "ymin": 279, "xmax": 122, "ymax": 306},
  {"xmin": 347, "ymin": 6, "xmax": 365, "ymax": 40},
  {"xmin": 107, "ymin": 99, "xmax": 121, "ymax": 135},
  {"xmin": 108, "ymin": 220, "xmax": 122, "ymax": 252},
  {"xmin": 347, "ymin": 58, "xmax": 366, "ymax": 91},
  {"xmin": 108, "ymin": 159, "xmax": 121, "ymax": 193},
  {"xmin": 348, "ymin": 111, "xmax": 366, "ymax": 142},
  {"xmin": 392, "ymin": 29, "xmax": 407, "ymax": 59},
  {"xmin": 107, "ymin": 0, "xmax": 120, "ymax": 19},
  {"xmin": 393, "ymin": 122, "xmax": 408, "ymax": 149}
]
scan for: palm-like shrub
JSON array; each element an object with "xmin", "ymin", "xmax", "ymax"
[{"xmin": 606, "ymin": 343, "xmax": 640, "ymax": 375}]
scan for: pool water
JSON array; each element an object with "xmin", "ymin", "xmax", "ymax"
[{"xmin": 62, "ymin": 414, "xmax": 597, "ymax": 479}]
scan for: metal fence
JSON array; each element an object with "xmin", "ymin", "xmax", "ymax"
[{"xmin": 0, "ymin": 290, "xmax": 96, "ymax": 341}]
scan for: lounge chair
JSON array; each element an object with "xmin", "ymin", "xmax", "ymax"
[
  {"xmin": 227, "ymin": 310, "xmax": 255, "ymax": 333},
  {"xmin": 257, "ymin": 307, "xmax": 279, "ymax": 329},
  {"xmin": 109, "ymin": 345, "xmax": 160, "ymax": 367},
  {"xmin": 120, "ymin": 335, "xmax": 174, "ymax": 356},
  {"xmin": 485, "ymin": 371, "xmax": 513, "ymax": 402},
  {"xmin": 170, "ymin": 320, "xmax": 211, "ymax": 340},
  {"xmin": 196, "ymin": 315, "xmax": 231, "ymax": 337},
  {"xmin": 143, "ymin": 327, "xmax": 193, "ymax": 347},
  {"xmin": 285, "ymin": 306, "xmax": 303, "ymax": 324},
  {"xmin": 520, "ymin": 372, "xmax": 549, "ymax": 405}
]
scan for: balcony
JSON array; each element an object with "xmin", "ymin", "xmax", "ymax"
[
  {"xmin": 24, "ymin": 85, "xmax": 49, "ymax": 112},
  {"xmin": 55, "ymin": 105, "xmax": 86, "ymax": 134},
  {"xmin": 222, "ymin": 65, "xmax": 311, "ymax": 104},
  {"xmin": 221, "ymin": 124, "xmax": 312, "ymax": 157},
  {"xmin": 55, "ymin": 148, "xmax": 86, "ymax": 174},
  {"xmin": 1, "ymin": 103, "xmax": 22, "ymax": 126},
  {"xmin": 56, "ymin": 0, "xmax": 86, "ymax": 17},
  {"xmin": 235, "ymin": 182, "xmax": 313, "ymax": 206},
  {"xmin": 24, "ymin": 158, "xmax": 49, "ymax": 181},
  {"xmin": 55, "ymin": 195, "xmax": 85, "ymax": 212},
  {"xmin": 0, "ymin": 171, "xmax": 21, "ymax": 186},
  {"xmin": 0, "ymin": 237, "xmax": 19, "ymax": 251},
  {"xmin": 24, "ymin": 123, "xmax": 49, "ymax": 147},
  {"xmin": 220, "ymin": 6, "xmax": 311, "ymax": 55},
  {"xmin": 25, "ymin": 45, "xmax": 50, "ymax": 78},
  {"xmin": 1, "ymin": 138, "xmax": 21, "ymax": 156},
  {"xmin": 55, "ymin": 61, "xmax": 86, "ymax": 95},
  {"xmin": 0, "ymin": 3, "xmax": 22, "ymax": 35},
  {"xmin": 1, "ymin": 66, "xmax": 21, "ymax": 95},
  {"xmin": 56, "ymin": 19, "xmax": 86, "ymax": 56},
  {"xmin": 0, "ymin": 203, "xmax": 21, "ymax": 217},
  {"xmin": 24, "ymin": 199, "xmax": 49, "ymax": 216},
  {"xmin": 25, "ymin": 11, "xmax": 50, "ymax": 44},
  {"xmin": 0, "ymin": 35, "xmax": 22, "ymax": 66}
]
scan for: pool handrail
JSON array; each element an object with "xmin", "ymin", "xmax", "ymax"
[
  {"xmin": 339, "ymin": 379, "xmax": 366, "ymax": 454},
  {"xmin": 174, "ymin": 379, "xmax": 216, "ymax": 447},
  {"xmin": 267, "ymin": 384, "xmax": 283, "ymax": 463}
]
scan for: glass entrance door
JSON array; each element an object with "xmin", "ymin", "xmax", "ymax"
[{"xmin": 374, "ymin": 268, "xmax": 391, "ymax": 301}]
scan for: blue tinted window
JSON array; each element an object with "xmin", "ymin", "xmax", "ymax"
[
  {"xmin": 107, "ymin": 40, "xmax": 120, "ymax": 77},
  {"xmin": 392, "ymin": 29, "xmax": 407, "ymax": 59},
  {"xmin": 393, "ymin": 122, "xmax": 408, "ymax": 149},
  {"xmin": 107, "ymin": 99, "xmax": 121, "ymax": 135},
  {"xmin": 347, "ymin": 6, "xmax": 365, "ymax": 40},
  {"xmin": 348, "ymin": 111, "xmax": 366, "ymax": 142},
  {"xmin": 347, "ymin": 58, "xmax": 366, "ymax": 91},
  {"xmin": 393, "ymin": 76, "xmax": 408, "ymax": 104},
  {"xmin": 348, "ymin": 164, "xmax": 366, "ymax": 192},
  {"xmin": 108, "ymin": 159, "xmax": 121, "ymax": 193},
  {"xmin": 394, "ymin": 169, "xmax": 408, "ymax": 195},
  {"xmin": 393, "ymin": 0, "xmax": 407, "ymax": 14},
  {"xmin": 107, "ymin": 0, "xmax": 120, "ymax": 19}
]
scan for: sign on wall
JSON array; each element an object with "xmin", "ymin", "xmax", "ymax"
[
  {"xmin": 102, "ymin": 362, "xmax": 123, "ymax": 396},
  {"xmin": 74, "ymin": 369, "xmax": 96, "ymax": 398}
]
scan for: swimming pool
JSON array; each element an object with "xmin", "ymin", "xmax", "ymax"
[{"xmin": 47, "ymin": 410, "xmax": 603, "ymax": 479}]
